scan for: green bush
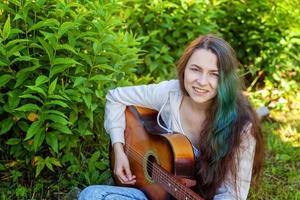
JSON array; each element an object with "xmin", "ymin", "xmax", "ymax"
[
  {"xmin": 120, "ymin": 0, "xmax": 220, "ymax": 80},
  {"xmin": 215, "ymin": 0, "xmax": 300, "ymax": 111},
  {"xmin": 0, "ymin": 0, "xmax": 142, "ymax": 198},
  {"xmin": 215, "ymin": 0, "xmax": 300, "ymax": 79}
]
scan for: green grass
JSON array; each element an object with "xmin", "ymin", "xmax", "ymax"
[{"xmin": 249, "ymin": 111, "xmax": 300, "ymax": 200}]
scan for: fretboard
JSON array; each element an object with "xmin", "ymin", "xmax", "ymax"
[{"xmin": 152, "ymin": 162, "xmax": 204, "ymax": 200}]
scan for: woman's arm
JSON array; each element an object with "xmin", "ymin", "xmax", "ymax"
[
  {"xmin": 104, "ymin": 80, "xmax": 178, "ymax": 185},
  {"xmin": 214, "ymin": 123, "xmax": 256, "ymax": 200},
  {"xmin": 104, "ymin": 79, "xmax": 178, "ymax": 144}
]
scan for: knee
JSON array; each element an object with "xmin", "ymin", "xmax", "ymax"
[{"xmin": 79, "ymin": 185, "xmax": 102, "ymax": 200}]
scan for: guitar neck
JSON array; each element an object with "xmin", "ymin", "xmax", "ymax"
[{"xmin": 152, "ymin": 163, "xmax": 204, "ymax": 200}]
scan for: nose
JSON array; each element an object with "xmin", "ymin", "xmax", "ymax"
[{"xmin": 197, "ymin": 73, "xmax": 209, "ymax": 85}]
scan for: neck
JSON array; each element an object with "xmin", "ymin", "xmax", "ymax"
[{"xmin": 184, "ymin": 96, "xmax": 212, "ymax": 113}]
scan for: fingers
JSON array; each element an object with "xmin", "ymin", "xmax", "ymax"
[
  {"xmin": 117, "ymin": 170, "xmax": 136, "ymax": 185},
  {"xmin": 113, "ymin": 150, "xmax": 136, "ymax": 185},
  {"xmin": 124, "ymin": 167, "xmax": 136, "ymax": 184},
  {"xmin": 115, "ymin": 165, "xmax": 136, "ymax": 185}
]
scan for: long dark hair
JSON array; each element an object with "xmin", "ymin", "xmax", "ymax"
[{"xmin": 177, "ymin": 34, "xmax": 264, "ymax": 199}]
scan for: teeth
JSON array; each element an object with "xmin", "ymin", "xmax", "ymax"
[{"xmin": 193, "ymin": 87, "xmax": 207, "ymax": 93}]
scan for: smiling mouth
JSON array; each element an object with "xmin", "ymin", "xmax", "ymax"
[{"xmin": 192, "ymin": 86, "xmax": 209, "ymax": 94}]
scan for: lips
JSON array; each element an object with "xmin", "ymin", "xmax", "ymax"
[{"xmin": 192, "ymin": 86, "xmax": 209, "ymax": 94}]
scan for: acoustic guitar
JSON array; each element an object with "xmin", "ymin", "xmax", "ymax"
[{"xmin": 110, "ymin": 106, "xmax": 204, "ymax": 200}]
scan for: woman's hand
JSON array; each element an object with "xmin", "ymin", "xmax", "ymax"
[{"xmin": 113, "ymin": 143, "xmax": 136, "ymax": 185}]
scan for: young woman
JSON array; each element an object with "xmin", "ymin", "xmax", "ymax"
[{"xmin": 79, "ymin": 34, "xmax": 264, "ymax": 200}]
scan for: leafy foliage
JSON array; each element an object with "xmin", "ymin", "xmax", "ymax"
[
  {"xmin": 122, "ymin": 0, "xmax": 221, "ymax": 80},
  {"xmin": 0, "ymin": 0, "xmax": 141, "ymax": 198}
]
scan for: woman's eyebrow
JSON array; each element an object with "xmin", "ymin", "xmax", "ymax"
[{"xmin": 191, "ymin": 64, "xmax": 218, "ymax": 72}]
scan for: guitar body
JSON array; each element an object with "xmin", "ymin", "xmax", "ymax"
[{"xmin": 111, "ymin": 107, "xmax": 200, "ymax": 200}]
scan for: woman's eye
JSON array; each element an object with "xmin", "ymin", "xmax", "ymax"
[
  {"xmin": 211, "ymin": 73, "xmax": 219, "ymax": 77},
  {"xmin": 191, "ymin": 68, "xmax": 198, "ymax": 71}
]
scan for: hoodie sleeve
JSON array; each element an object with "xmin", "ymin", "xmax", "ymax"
[{"xmin": 104, "ymin": 80, "xmax": 178, "ymax": 144}]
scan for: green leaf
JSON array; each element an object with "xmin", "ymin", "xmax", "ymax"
[
  {"xmin": 53, "ymin": 58, "xmax": 80, "ymax": 66},
  {"xmin": 14, "ymin": 64, "xmax": 41, "ymax": 88},
  {"xmin": 49, "ymin": 157, "xmax": 62, "ymax": 167},
  {"xmin": 48, "ymin": 95, "xmax": 65, "ymax": 100},
  {"xmin": 55, "ymin": 44, "xmax": 77, "ymax": 54},
  {"xmin": 69, "ymin": 109, "xmax": 78, "ymax": 124},
  {"xmin": 73, "ymin": 77, "xmax": 87, "ymax": 88},
  {"xmin": 15, "ymin": 104, "xmax": 41, "ymax": 112},
  {"xmin": 19, "ymin": 94, "xmax": 44, "ymax": 104},
  {"xmin": 11, "ymin": 56, "xmax": 38, "ymax": 64},
  {"xmin": 84, "ymin": 108, "xmax": 93, "ymax": 124},
  {"xmin": 33, "ymin": 128, "xmax": 45, "ymax": 152},
  {"xmin": 51, "ymin": 123, "xmax": 72, "ymax": 134},
  {"xmin": 35, "ymin": 75, "xmax": 49, "ymax": 86},
  {"xmin": 26, "ymin": 85, "xmax": 47, "ymax": 97},
  {"xmin": 45, "ymin": 100, "xmax": 69, "ymax": 108},
  {"xmin": 14, "ymin": 72, "xmax": 30, "ymax": 88},
  {"xmin": 90, "ymin": 151, "xmax": 100, "ymax": 162},
  {"xmin": 144, "ymin": 13, "xmax": 155, "ymax": 23},
  {"xmin": 89, "ymin": 75, "xmax": 115, "ymax": 82},
  {"xmin": 78, "ymin": 53, "xmax": 92, "ymax": 66},
  {"xmin": 0, "ymin": 43, "xmax": 5, "ymax": 53},
  {"xmin": 80, "ymin": 129, "xmax": 93, "ymax": 136},
  {"xmin": 6, "ymin": 138, "xmax": 21, "ymax": 145},
  {"xmin": 45, "ymin": 114, "xmax": 69, "ymax": 125},
  {"xmin": 38, "ymin": 37, "xmax": 54, "ymax": 64},
  {"xmin": 94, "ymin": 64, "xmax": 121, "ymax": 73},
  {"xmin": 98, "ymin": 170, "xmax": 111, "ymax": 183},
  {"xmin": 0, "ymin": 74, "xmax": 13, "ymax": 87},
  {"xmin": 0, "ymin": 163, "xmax": 5, "ymax": 171},
  {"xmin": 96, "ymin": 161, "xmax": 108, "ymax": 170},
  {"xmin": 2, "ymin": 15, "xmax": 11, "ymax": 40},
  {"xmin": 6, "ymin": 44, "xmax": 27, "ymax": 58},
  {"xmin": 49, "ymin": 65, "xmax": 75, "ymax": 79},
  {"xmin": 15, "ymin": 63, "xmax": 40, "ymax": 74},
  {"xmin": 39, "ymin": 30, "xmax": 56, "ymax": 42},
  {"xmin": 9, "ymin": 28, "xmax": 24, "ymax": 35},
  {"xmin": 44, "ymin": 110, "xmax": 67, "ymax": 118},
  {"xmin": 0, "ymin": 59, "xmax": 9, "ymax": 67},
  {"xmin": 6, "ymin": 39, "xmax": 30, "ymax": 48},
  {"xmin": 88, "ymin": 151, "xmax": 100, "ymax": 171},
  {"xmin": 58, "ymin": 21, "xmax": 76, "ymax": 38},
  {"xmin": 24, "ymin": 120, "xmax": 43, "ymax": 141},
  {"xmin": 35, "ymin": 158, "xmax": 45, "ymax": 177},
  {"xmin": 8, "ymin": 90, "xmax": 20, "ymax": 109},
  {"xmin": 46, "ymin": 132, "xmax": 58, "ymax": 153},
  {"xmin": 0, "ymin": 117, "xmax": 14, "ymax": 135},
  {"xmin": 45, "ymin": 157, "xmax": 54, "ymax": 171},
  {"xmin": 58, "ymin": 22, "xmax": 77, "ymax": 37},
  {"xmin": 83, "ymin": 94, "xmax": 92, "ymax": 109},
  {"xmin": 28, "ymin": 19, "xmax": 60, "ymax": 32},
  {"xmin": 17, "ymin": 121, "xmax": 29, "ymax": 132},
  {"xmin": 48, "ymin": 78, "xmax": 57, "ymax": 95}
]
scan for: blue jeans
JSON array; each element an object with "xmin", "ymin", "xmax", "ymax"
[{"xmin": 79, "ymin": 185, "xmax": 148, "ymax": 200}]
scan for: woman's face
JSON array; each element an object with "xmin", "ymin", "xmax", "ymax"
[{"xmin": 184, "ymin": 49, "xmax": 219, "ymax": 105}]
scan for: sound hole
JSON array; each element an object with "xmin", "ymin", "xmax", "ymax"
[
  {"xmin": 143, "ymin": 151, "xmax": 159, "ymax": 183},
  {"xmin": 146, "ymin": 155, "xmax": 156, "ymax": 178}
]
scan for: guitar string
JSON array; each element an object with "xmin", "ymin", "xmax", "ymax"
[
  {"xmin": 124, "ymin": 144, "xmax": 201, "ymax": 200},
  {"xmin": 125, "ymin": 145, "xmax": 200, "ymax": 200}
]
